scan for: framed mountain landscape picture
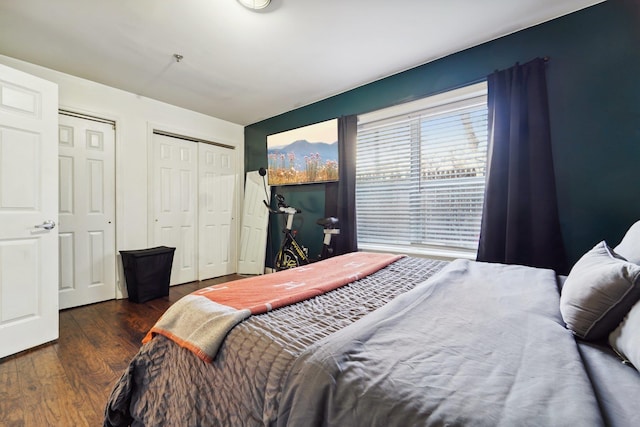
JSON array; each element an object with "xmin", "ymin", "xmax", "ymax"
[{"xmin": 266, "ymin": 118, "xmax": 339, "ymax": 186}]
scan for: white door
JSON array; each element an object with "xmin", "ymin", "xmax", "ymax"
[
  {"xmin": 58, "ymin": 114, "xmax": 116, "ymax": 309},
  {"xmin": 198, "ymin": 143, "xmax": 236, "ymax": 279},
  {"xmin": 0, "ymin": 63, "xmax": 58, "ymax": 359},
  {"xmin": 151, "ymin": 133, "xmax": 197, "ymax": 285},
  {"xmin": 237, "ymin": 171, "xmax": 270, "ymax": 275}
]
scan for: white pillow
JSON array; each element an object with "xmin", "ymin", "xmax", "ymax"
[
  {"xmin": 610, "ymin": 300, "xmax": 640, "ymax": 370},
  {"xmin": 615, "ymin": 220, "xmax": 640, "ymax": 264}
]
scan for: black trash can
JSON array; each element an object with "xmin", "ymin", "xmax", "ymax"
[{"xmin": 120, "ymin": 246, "xmax": 176, "ymax": 303}]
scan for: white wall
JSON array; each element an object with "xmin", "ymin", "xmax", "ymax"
[{"xmin": 0, "ymin": 54, "xmax": 244, "ymax": 296}]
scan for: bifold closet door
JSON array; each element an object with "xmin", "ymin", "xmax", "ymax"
[
  {"xmin": 198, "ymin": 143, "xmax": 236, "ymax": 279},
  {"xmin": 151, "ymin": 134, "xmax": 197, "ymax": 285}
]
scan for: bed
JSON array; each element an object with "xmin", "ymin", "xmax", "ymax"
[{"xmin": 104, "ymin": 224, "xmax": 640, "ymax": 427}]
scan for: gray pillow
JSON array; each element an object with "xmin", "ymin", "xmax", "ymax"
[
  {"xmin": 614, "ymin": 220, "xmax": 640, "ymax": 264},
  {"xmin": 609, "ymin": 300, "xmax": 640, "ymax": 370},
  {"xmin": 560, "ymin": 241, "xmax": 640, "ymax": 341}
]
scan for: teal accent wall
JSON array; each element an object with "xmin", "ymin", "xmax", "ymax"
[{"xmin": 245, "ymin": 0, "xmax": 640, "ymax": 267}]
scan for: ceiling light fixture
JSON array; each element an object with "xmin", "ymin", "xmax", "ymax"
[{"xmin": 237, "ymin": 0, "xmax": 270, "ymax": 10}]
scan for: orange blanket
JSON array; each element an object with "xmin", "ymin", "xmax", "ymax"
[{"xmin": 144, "ymin": 252, "xmax": 404, "ymax": 362}]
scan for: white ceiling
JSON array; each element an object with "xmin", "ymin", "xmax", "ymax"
[{"xmin": 0, "ymin": 0, "xmax": 603, "ymax": 126}]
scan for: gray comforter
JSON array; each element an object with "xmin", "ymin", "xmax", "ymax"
[
  {"xmin": 277, "ymin": 259, "xmax": 604, "ymax": 426},
  {"xmin": 105, "ymin": 257, "xmax": 638, "ymax": 427},
  {"xmin": 104, "ymin": 257, "xmax": 446, "ymax": 426}
]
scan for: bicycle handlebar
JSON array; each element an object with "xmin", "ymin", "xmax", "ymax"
[
  {"xmin": 263, "ymin": 200, "xmax": 276, "ymax": 213},
  {"xmin": 263, "ymin": 196, "xmax": 301, "ymax": 214}
]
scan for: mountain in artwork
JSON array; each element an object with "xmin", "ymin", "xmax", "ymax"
[{"xmin": 268, "ymin": 139, "xmax": 338, "ymax": 170}]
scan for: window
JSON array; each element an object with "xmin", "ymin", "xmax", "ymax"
[{"xmin": 356, "ymin": 82, "xmax": 488, "ymax": 257}]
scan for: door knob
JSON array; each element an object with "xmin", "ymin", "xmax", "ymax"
[{"xmin": 34, "ymin": 220, "xmax": 56, "ymax": 230}]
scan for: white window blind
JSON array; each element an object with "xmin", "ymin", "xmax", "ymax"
[{"xmin": 356, "ymin": 82, "xmax": 488, "ymax": 253}]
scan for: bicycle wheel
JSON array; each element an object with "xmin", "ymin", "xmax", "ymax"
[{"xmin": 275, "ymin": 248, "xmax": 301, "ymax": 271}]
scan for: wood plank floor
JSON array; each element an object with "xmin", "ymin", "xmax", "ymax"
[{"xmin": 0, "ymin": 274, "xmax": 243, "ymax": 427}]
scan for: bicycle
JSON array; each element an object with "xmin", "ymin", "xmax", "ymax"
[{"xmin": 264, "ymin": 194, "xmax": 340, "ymax": 271}]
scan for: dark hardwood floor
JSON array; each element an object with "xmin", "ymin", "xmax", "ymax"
[{"xmin": 0, "ymin": 274, "xmax": 243, "ymax": 427}]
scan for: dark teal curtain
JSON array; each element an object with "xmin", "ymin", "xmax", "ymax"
[
  {"xmin": 325, "ymin": 115, "xmax": 358, "ymax": 255},
  {"xmin": 477, "ymin": 58, "xmax": 568, "ymax": 273}
]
